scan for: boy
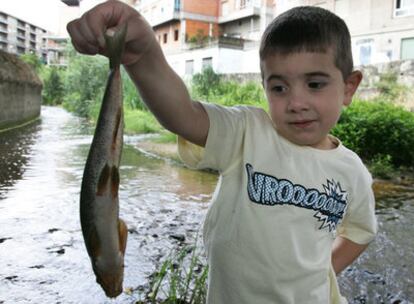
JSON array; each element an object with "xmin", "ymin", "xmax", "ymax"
[{"xmin": 68, "ymin": 2, "xmax": 377, "ymax": 303}]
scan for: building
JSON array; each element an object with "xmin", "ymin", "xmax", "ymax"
[
  {"xmin": 0, "ymin": 11, "xmax": 47, "ymax": 61},
  {"xmin": 275, "ymin": 0, "xmax": 414, "ymax": 66},
  {"xmin": 137, "ymin": 0, "xmax": 414, "ymax": 77},
  {"xmin": 136, "ymin": 0, "xmax": 275, "ymax": 76}
]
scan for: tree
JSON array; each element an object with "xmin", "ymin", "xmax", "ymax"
[{"xmin": 42, "ymin": 67, "xmax": 64, "ymax": 105}]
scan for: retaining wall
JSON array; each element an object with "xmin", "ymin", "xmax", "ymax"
[
  {"xmin": 220, "ymin": 60, "xmax": 414, "ymax": 92},
  {"xmin": 0, "ymin": 50, "xmax": 42, "ymax": 131}
]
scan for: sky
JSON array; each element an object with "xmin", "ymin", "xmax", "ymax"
[{"xmin": 0, "ymin": 0, "xmax": 106, "ymax": 36}]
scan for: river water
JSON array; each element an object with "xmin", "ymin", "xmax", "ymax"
[{"xmin": 0, "ymin": 107, "xmax": 413, "ymax": 304}]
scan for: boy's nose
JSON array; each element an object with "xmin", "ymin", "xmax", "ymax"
[{"xmin": 287, "ymin": 93, "xmax": 310, "ymax": 113}]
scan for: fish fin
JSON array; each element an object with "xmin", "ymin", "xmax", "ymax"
[
  {"xmin": 88, "ymin": 225, "xmax": 101, "ymax": 259},
  {"xmin": 111, "ymin": 166, "xmax": 120, "ymax": 199},
  {"xmin": 105, "ymin": 24, "xmax": 127, "ymax": 70},
  {"xmin": 118, "ymin": 219, "xmax": 128, "ymax": 255},
  {"xmin": 96, "ymin": 164, "xmax": 110, "ymax": 196}
]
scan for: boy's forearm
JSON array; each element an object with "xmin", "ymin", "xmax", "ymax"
[
  {"xmin": 331, "ymin": 236, "xmax": 368, "ymax": 274},
  {"xmin": 125, "ymin": 43, "xmax": 208, "ymax": 147}
]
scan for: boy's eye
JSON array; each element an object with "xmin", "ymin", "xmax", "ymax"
[
  {"xmin": 271, "ymin": 85, "xmax": 288, "ymax": 93},
  {"xmin": 308, "ymin": 82, "xmax": 326, "ymax": 89}
]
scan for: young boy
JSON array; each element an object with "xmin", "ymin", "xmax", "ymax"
[{"xmin": 68, "ymin": 2, "xmax": 377, "ymax": 303}]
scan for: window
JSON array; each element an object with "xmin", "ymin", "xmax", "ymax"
[
  {"xmin": 202, "ymin": 57, "xmax": 213, "ymax": 69},
  {"xmin": 395, "ymin": 0, "xmax": 414, "ymax": 17},
  {"xmin": 174, "ymin": 0, "xmax": 180, "ymax": 11},
  {"xmin": 163, "ymin": 33, "xmax": 168, "ymax": 44},
  {"xmin": 401, "ymin": 37, "xmax": 414, "ymax": 60},
  {"xmin": 174, "ymin": 30, "xmax": 179, "ymax": 41},
  {"xmin": 356, "ymin": 39, "xmax": 373, "ymax": 66},
  {"xmin": 185, "ymin": 60, "xmax": 194, "ymax": 75}
]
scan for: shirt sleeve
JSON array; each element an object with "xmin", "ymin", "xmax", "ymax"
[
  {"xmin": 178, "ymin": 102, "xmax": 247, "ymax": 173},
  {"xmin": 336, "ymin": 167, "xmax": 378, "ymax": 245}
]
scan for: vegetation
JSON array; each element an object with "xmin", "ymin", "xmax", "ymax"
[
  {"xmin": 33, "ymin": 49, "xmax": 413, "ymax": 176},
  {"xmin": 136, "ymin": 242, "xmax": 208, "ymax": 304},
  {"xmin": 27, "ymin": 48, "xmax": 414, "ymax": 302},
  {"xmin": 332, "ymin": 99, "xmax": 414, "ymax": 170}
]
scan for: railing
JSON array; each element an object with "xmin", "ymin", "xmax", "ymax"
[{"xmin": 186, "ymin": 36, "xmax": 244, "ymax": 50}]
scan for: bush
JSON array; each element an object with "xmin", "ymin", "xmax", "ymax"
[
  {"xmin": 191, "ymin": 67, "xmax": 267, "ymax": 109},
  {"xmin": 122, "ymin": 67, "xmax": 147, "ymax": 110},
  {"xmin": 20, "ymin": 52, "xmax": 43, "ymax": 73},
  {"xmin": 192, "ymin": 66, "xmax": 221, "ymax": 99},
  {"xmin": 332, "ymin": 99, "xmax": 414, "ymax": 168},
  {"xmin": 375, "ymin": 72, "xmax": 408, "ymax": 103},
  {"xmin": 124, "ymin": 109, "xmax": 161, "ymax": 134},
  {"xmin": 42, "ymin": 67, "xmax": 64, "ymax": 105},
  {"xmin": 62, "ymin": 52, "xmax": 107, "ymax": 117},
  {"xmin": 368, "ymin": 154, "xmax": 394, "ymax": 179}
]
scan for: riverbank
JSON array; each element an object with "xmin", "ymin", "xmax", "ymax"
[
  {"xmin": 135, "ymin": 138, "xmax": 181, "ymax": 163},
  {"xmin": 136, "ymin": 134, "xmax": 414, "ymax": 186}
]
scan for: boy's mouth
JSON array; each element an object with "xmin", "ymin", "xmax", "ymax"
[{"xmin": 289, "ymin": 120, "xmax": 316, "ymax": 129}]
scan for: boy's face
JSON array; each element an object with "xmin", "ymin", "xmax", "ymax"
[{"xmin": 261, "ymin": 48, "xmax": 361, "ymax": 150}]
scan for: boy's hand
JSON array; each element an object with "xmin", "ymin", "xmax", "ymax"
[
  {"xmin": 67, "ymin": 0, "xmax": 156, "ymax": 66},
  {"xmin": 67, "ymin": 0, "xmax": 209, "ymax": 147},
  {"xmin": 331, "ymin": 236, "xmax": 368, "ymax": 274}
]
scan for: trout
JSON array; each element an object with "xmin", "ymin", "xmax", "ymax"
[{"xmin": 79, "ymin": 25, "xmax": 128, "ymax": 298}]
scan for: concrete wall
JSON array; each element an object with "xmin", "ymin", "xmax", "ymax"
[
  {"xmin": 218, "ymin": 59, "xmax": 414, "ymax": 110},
  {"xmin": 0, "ymin": 50, "xmax": 42, "ymax": 131}
]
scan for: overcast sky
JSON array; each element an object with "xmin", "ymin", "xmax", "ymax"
[{"xmin": 0, "ymin": 0, "xmax": 106, "ymax": 36}]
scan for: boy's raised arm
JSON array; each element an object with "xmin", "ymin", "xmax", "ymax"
[{"xmin": 66, "ymin": 0, "xmax": 209, "ymax": 147}]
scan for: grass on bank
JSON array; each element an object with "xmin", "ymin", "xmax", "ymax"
[
  {"xmin": 136, "ymin": 242, "xmax": 208, "ymax": 304},
  {"xmin": 27, "ymin": 47, "xmax": 414, "ymax": 178}
]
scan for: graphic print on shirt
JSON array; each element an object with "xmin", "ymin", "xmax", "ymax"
[{"xmin": 245, "ymin": 163, "xmax": 348, "ymax": 232}]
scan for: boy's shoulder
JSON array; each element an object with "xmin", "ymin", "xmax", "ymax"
[{"xmin": 202, "ymin": 102, "xmax": 270, "ymax": 121}]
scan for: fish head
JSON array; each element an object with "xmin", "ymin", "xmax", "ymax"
[{"xmin": 93, "ymin": 255, "xmax": 124, "ymax": 298}]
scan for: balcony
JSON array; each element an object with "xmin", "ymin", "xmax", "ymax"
[
  {"xmin": 0, "ymin": 15, "xmax": 7, "ymax": 25},
  {"xmin": 17, "ymin": 32, "xmax": 26, "ymax": 40},
  {"xmin": 0, "ymin": 26, "xmax": 7, "ymax": 34},
  {"xmin": 186, "ymin": 36, "xmax": 244, "ymax": 50},
  {"xmin": 219, "ymin": 1, "xmax": 261, "ymax": 24},
  {"xmin": 17, "ymin": 39, "xmax": 26, "ymax": 47},
  {"xmin": 17, "ymin": 22, "xmax": 26, "ymax": 30}
]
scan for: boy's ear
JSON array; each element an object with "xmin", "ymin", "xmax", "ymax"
[{"xmin": 343, "ymin": 70, "xmax": 363, "ymax": 106}]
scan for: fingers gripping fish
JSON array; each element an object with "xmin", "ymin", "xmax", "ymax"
[{"xmin": 80, "ymin": 25, "xmax": 128, "ymax": 298}]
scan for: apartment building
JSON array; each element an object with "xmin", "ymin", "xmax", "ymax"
[
  {"xmin": 0, "ymin": 11, "xmax": 47, "ymax": 61},
  {"xmin": 275, "ymin": 0, "xmax": 414, "ymax": 66},
  {"xmin": 136, "ymin": 0, "xmax": 275, "ymax": 76}
]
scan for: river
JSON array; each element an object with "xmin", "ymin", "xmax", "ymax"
[{"xmin": 0, "ymin": 107, "xmax": 413, "ymax": 304}]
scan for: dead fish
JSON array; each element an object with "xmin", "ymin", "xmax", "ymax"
[{"xmin": 79, "ymin": 25, "xmax": 128, "ymax": 298}]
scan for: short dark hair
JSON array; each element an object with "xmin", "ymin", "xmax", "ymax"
[{"xmin": 259, "ymin": 6, "xmax": 353, "ymax": 80}]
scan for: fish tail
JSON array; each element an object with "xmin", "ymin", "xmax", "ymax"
[{"xmin": 105, "ymin": 24, "xmax": 127, "ymax": 70}]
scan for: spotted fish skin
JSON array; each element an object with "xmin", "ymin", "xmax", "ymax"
[{"xmin": 79, "ymin": 25, "xmax": 128, "ymax": 299}]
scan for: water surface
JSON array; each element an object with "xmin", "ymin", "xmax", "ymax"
[{"xmin": 0, "ymin": 107, "xmax": 412, "ymax": 303}]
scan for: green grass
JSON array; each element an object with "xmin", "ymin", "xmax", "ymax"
[
  {"xmin": 124, "ymin": 109, "xmax": 162, "ymax": 134},
  {"xmin": 136, "ymin": 241, "xmax": 208, "ymax": 304}
]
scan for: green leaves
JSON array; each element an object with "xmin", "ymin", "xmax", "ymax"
[{"xmin": 333, "ymin": 99, "xmax": 414, "ymax": 168}]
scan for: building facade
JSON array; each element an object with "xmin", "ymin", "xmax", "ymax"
[
  {"xmin": 137, "ymin": 0, "xmax": 414, "ymax": 76},
  {"xmin": 136, "ymin": 0, "xmax": 275, "ymax": 76},
  {"xmin": 0, "ymin": 11, "xmax": 47, "ymax": 61},
  {"xmin": 275, "ymin": 0, "xmax": 414, "ymax": 66}
]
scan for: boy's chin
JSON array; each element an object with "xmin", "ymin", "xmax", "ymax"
[{"xmin": 280, "ymin": 132, "xmax": 333, "ymax": 150}]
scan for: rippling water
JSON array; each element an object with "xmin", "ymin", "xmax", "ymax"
[
  {"xmin": 0, "ymin": 107, "xmax": 216, "ymax": 304},
  {"xmin": 0, "ymin": 107, "xmax": 412, "ymax": 303}
]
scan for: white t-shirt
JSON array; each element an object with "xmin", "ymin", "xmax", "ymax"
[{"xmin": 178, "ymin": 103, "xmax": 377, "ymax": 304}]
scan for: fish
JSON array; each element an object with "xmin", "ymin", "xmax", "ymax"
[{"xmin": 79, "ymin": 25, "xmax": 128, "ymax": 298}]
